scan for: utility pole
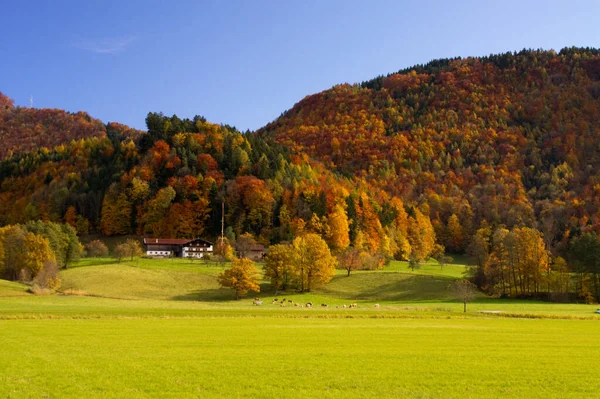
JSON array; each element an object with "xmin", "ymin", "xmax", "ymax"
[{"xmin": 221, "ymin": 201, "xmax": 225, "ymax": 243}]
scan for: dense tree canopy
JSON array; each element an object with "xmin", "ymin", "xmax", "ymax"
[{"xmin": 4, "ymin": 48, "xmax": 600, "ymax": 301}]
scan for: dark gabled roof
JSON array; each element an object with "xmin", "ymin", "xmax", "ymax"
[
  {"xmin": 143, "ymin": 238, "xmax": 214, "ymax": 246},
  {"xmin": 143, "ymin": 238, "xmax": 192, "ymax": 245}
]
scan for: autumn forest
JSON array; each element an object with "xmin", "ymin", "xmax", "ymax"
[{"xmin": 2, "ymin": 47, "xmax": 600, "ymax": 301}]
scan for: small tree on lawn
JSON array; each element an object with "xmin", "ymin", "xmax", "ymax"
[
  {"xmin": 218, "ymin": 258, "xmax": 261, "ymax": 300},
  {"xmin": 437, "ymin": 255, "xmax": 453, "ymax": 270},
  {"xmin": 337, "ymin": 247, "xmax": 363, "ymax": 277},
  {"xmin": 114, "ymin": 243, "xmax": 128, "ymax": 263},
  {"xmin": 124, "ymin": 239, "xmax": 143, "ymax": 261},
  {"xmin": 85, "ymin": 240, "xmax": 109, "ymax": 257},
  {"xmin": 450, "ymin": 279, "xmax": 477, "ymax": 313},
  {"xmin": 408, "ymin": 254, "xmax": 421, "ymax": 272}
]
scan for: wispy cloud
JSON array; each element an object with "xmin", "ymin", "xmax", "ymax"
[{"xmin": 73, "ymin": 36, "xmax": 136, "ymax": 54}]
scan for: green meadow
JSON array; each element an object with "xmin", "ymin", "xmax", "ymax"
[{"xmin": 1, "ymin": 257, "xmax": 599, "ymax": 398}]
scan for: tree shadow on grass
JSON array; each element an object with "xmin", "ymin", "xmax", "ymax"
[
  {"xmin": 171, "ymin": 283, "xmax": 274, "ymax": 302},
  {"xmin": 317, "ymin": 274, "xmax": 458, "ymax": 301},
  {"xmin": 171, "ymin": 288, "xmax": 233, "ymax": 302}
]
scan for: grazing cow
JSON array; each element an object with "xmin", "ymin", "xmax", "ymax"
[
  {"xmin": 343, "ymin": 304, "xmax": 347, "ymax": 308},
  {"xmin": 374, "ymin": 303, "xmax": 380, "ymax": 308},
  {"xmin": 350, "ymin": 303, "xmax": 357, "ymax": 308},
  {"xmin": 306, "ymin": 302, "xmax": 312, "ymax": 308},
  {"xmin": 287, "ymin": 299, "xmax": 293, "ymax": 303},
  {"xmin": 321, "ymin": 303, "xmax": 328, "ymax": 308},
  {"xmin": 272, "ymin": 298, "xmax": 278, "ymax": 304},
  {"xmin": 280, "ymin": 302, "xmax": 286, "ymax": 307},
  {"xmin": 294, "ymin": 303, "xmax": 300, "ymax": 307},
  {"xmin": 253, "ymin": 300, "xmax": 263, "ymax": 306}
]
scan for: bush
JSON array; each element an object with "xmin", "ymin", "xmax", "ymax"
[
  {"xmin": 33, "ymin": 260, "xmax": 61, "ymax": 291},
  {"xmin": 29, "ymin": 284, "xmax": 54, "ymax": 296},
  {"xmin": 85, "ymin": 240, "xmax": 109, "ymax": 257},
  {"xmin": 114, "ymin": 239, "xmax": 143, "ymax": 262}
]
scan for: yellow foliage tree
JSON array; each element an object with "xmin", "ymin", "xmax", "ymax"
[
  {"xmin": 263, "ymin": 244, "xmax": 297, "ymax": 292},
  {"xmin": 292, "ymin": 233, "xmax": 336, "ymax": 292},
  {"xmin": 407, "ymin": 207, "xmax": 436, "ymax": 261},
  {"xmin": 22, "ymin": 232, "xmax": 55, "ymax": 279},
  {"xmin": 214, "ymin": 238, "xmax": 235, "ymax": 261},
  {"xmin": 0, "ymin": 226, "xmax": 55, "ymax": 281},
  {"xmin": 218, "ymin": 258, "xmax": 261, "ymax": 300},
  {"xmin": 446, "ymin": 214, "xmax": 464, "ymax": 253},
  {"xmin": 327, "ymin": 204, "xmax": 350, "ymax": 251}
]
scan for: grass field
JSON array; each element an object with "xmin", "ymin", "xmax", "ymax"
[
  {"xmin": 1, "ymin": 317, "xmax": 599, "ymax": 398},
  {"xmin": 1, "ymin": 256, "xmax": 599, "ymax": 398}
]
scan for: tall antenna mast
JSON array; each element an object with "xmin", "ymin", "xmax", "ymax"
[
  {"xmin": 221, "ymin": 201, "xmax": 225, "ymax": 242},
  {"xmin": 29, "ymin": 95, "xmax": 34, "ymax": 108}
]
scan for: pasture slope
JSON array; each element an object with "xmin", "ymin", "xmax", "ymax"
[{"xmin": 0, "ymin": 257, "xmax": 599, "ymax": 398}]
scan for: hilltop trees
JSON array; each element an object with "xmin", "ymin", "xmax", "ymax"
[{"xmin": 0, "ymin": 105, "xmax": 441, "ymax": 268}]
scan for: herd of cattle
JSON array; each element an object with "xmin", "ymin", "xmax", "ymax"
[{"xmin": 252, "ymin": 298, "xmax": 380, "ymax": 309}]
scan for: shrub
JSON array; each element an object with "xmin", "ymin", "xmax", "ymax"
[
  {"xmin": 114, "ymin": 243, "xmax": 128, "ymax": 263},
  {"xmin": 29, "ymin": 284, "xmax": 54, "ymax": 296},
  {"xmin": 85, "ymin": 240, "xmax": 109, "ymax": 257},
  {"xmin": 33, "ymin": 260, "xmax": 61, "ymax": 291}
]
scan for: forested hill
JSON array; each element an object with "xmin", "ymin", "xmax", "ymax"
[
  {"xmin": 261, "ymin": 47, "xmax": 600, "ymax": 252},
  {"xmin": 2, "ymin": 47, "xmax": 600, "ymax": 264},
  {"xmin": 0, "ymin": 109, "xmax": 432, "ymax": 263},
  {"xmin": 0, "ymin": 92, "xmax": 146, "ymax": 160}
]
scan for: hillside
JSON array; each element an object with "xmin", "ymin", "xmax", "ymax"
[
  {"xmin": 3, "ymin": 47, "xmax": 600, "ymax": 265},
  {"xmin": 261, "ymin": 47, "xmax": 600, "ymax": 252},
  {"xmin": 0, "ymin": 92, "xmax": 108, "ymax": 159}
]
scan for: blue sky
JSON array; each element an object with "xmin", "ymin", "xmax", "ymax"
[{"xmin": 2, "ymin": 0, "xmax": 600, "ymax": 131}]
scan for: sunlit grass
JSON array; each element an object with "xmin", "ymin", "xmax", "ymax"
[
  {"xmin": 1, "ymin": 255, "xmax": 599, "ymax": 397},
  {"xmin": 0, "ymin": 279, "xmax": 29, "ymax": 297},
  {"xmin": 0, "ymin": 317, "xmax": 598, "ymax": 398}
]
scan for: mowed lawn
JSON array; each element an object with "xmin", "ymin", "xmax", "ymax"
[{"xmin": 0, "ymin": 317, "xmax": 598, "ymax": 398}]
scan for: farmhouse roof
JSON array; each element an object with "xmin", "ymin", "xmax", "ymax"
[
  {"xmin": 143, "ymin": 238, "xmax": 192, "ymax": 245},
  {"xmin": 143, "ymin": 238, "xmax": 215, "ymax": 246}
]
